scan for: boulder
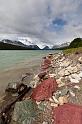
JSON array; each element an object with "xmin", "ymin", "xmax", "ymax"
[
  {"xmin": 52, "ymin": 103, "xmax": 82, "ymax": 124},
  {"xmin": 41, "ymin": 57, "xmax": 51, "ymax": 70},
  {"xmin": 31, "ymin": 77, "xmax": 58, "ymax": 102},
  {"xmin": 12, "ymin": 99, "xmax": 41, "ymax": 124}
]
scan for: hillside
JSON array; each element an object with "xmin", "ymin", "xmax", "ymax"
[
  {"xmin": 0, "ymin": 39, "xmax": 40, "ymax": 50},
  {"xmin": 69, "ymin": 38, "xmax": 82, "ymax": 48},
  {"xmin": 63, "ymin": 38, "xmax": 82, "ymax": 54},
  {"xmin": 0, "ymin": 42, "xmax": 30, "ymax": 50},
  {"xmin": 52, "ymin": 38, "xmax": 82, "ymax": 50}
]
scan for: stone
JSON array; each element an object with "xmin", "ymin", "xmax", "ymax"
[
  {"xmin": 38, "ymin": 71, "xmax": 47, "ymax": 79},
  {"xmin": 74, "ymin": 85, "xmax": 80, "ymax": 90},
  {"xmin": 52, "ymin": 103, "xmax": 82, "ymax": 124},
  {"xmin": 29, "ymin": 75, "xmax": 39, "ymax": 88},
  {"xmin": 58, "ymin": 96, "xmax": 68, "ymax": 105},
  {"xmin": 60, "ymin": 88, "xmax": 69, "ymax": 96},
  {"xmin": 5, "ymin": 82, "xmax": 18, "ymax": 93},
  {"xmin": 31, "ymin": 77, "xmax": 58, "ymax": 102},
  {"xmin": 67, "ymin": 66, "xmax": 78, "ymax": 74},
  {"xmin": 69, "ymin": 90, "xmax": 75, "ymax": 97},
  {"xmin": 51, "ymin": 103, "xmax": 58, "ymax": 107},
  {"xmin": 29, "ymin": 80, "xmax": 38, "ymax": 88},
  {"xmin": 69, "ymin": 76, "xmax": 79, "ymax": 83},
  {"xmin": 42, "ymin": 121, "xmax": 48, "ymax": 124},
  {"xmin": 49, "ymin": 73, "xmax": 56, "ymax": 78},
  {"xmin": 58, "ymin": 70, "xmax": 65, "ymax": 77},
  {"xmin": 36, "ymin": 101, "xmax": 41, "ymax": 105},
  {"xmin": 78, "ymin": 57, "xmax": 82, "ymax": 64},
  {"xmin": 12, "ymin": 99, "xmax": 41, "ymax": 124},
  {"xmin": 59, "ymin": 57, "xmax": 65, "ymax": 62},
  {"xmin": 60, "ymin": 60, "xmax": 71, "ymax": 67},
  {"xmin": 64, "ymin": 70, "xmax": 70, "ymax": 76},
  {"xmin": 52, "ymin": 96, "xmax": 59, "ymax": 104},
  {"xmin": 79, "ymin": 71, "xmax": 82, "ymax": 78},
  {"xmin": 71, "ymin": 74, "xmax": 81, "ymax": 81},
  {"xmin": 53, "ymin": 90, "xmax": 61, "ymax": 99},
  {"xmin": 56, "ymin": 77, "xmax": 64, "ymax": 84},
  {"xmin": 41, "ymin": 57, "xmax": 51, "ymax": 70},
  {"xmin": 72, "ymin": 66, "xmax": 78, "ymax": 73},
  {"xmin": 58, "ymin": 83, "xmax": 65, "ymax": 87},
  {"xmin": 49, "ymin": 98, "xmax": 54, "ymax": 102},
  {"xmin": 38, "ymin": 102, "xmax": 47, "ymax": 111}
]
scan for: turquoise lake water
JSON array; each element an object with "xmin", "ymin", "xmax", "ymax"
[{"xmin": 0, "ymin": 50, "xmax": 57, "ymax": 70}]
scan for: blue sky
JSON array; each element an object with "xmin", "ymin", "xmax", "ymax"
[{"xmin": 0, "ymin": 0, "xmax": 82, "ymax": 47}]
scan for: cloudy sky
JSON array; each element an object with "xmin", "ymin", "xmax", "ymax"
[{"xmin": 0, "ymin": 0, "xmax": 82, "ymax": 46}]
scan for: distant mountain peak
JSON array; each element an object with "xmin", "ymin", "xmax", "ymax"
[{"xmin": 43, "ymin": 46, "xmax": 50, "ymax": 50}]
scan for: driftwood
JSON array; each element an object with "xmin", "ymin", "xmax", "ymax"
[{"xmin": 0, "ymin": 84, "xmax": 32, "ymax": 124}]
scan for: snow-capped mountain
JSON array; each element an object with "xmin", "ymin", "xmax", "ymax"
[
  {"xmin": 0, "ymin": 39, "xmax": 40, "ymax": 50},
  {"xmin": 18, "ymin": 37, "xmax": 51, "ymax": 49}
]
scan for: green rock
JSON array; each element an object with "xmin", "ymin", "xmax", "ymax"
[{"xmin": 12, "ymin": 99, "xmax": 40, "ymax": 124}]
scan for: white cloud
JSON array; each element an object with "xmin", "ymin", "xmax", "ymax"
[{"xmin": 0, "ymin": 0, "xmax": 82, "ymax": 46}]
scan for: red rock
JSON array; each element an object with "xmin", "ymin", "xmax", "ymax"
[
  {"xmin": 31, "ymin": 77, "xmax": 57, "ymax": 102},
  {"xmin": 52, "ymin": 103, "xmax": 82, "ymax": 124},
  {"xmin": 41, "ymin": 57, "xmax": 51, "ymax": 70}
]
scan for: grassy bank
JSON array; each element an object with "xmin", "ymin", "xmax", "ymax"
[{"xmin": 63, "ymin": 47, "xmax": 82, "ymax": 54}]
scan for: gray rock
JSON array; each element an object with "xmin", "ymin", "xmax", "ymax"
[{"xmin": 60, "ymin": 88, "xmax": 69, "ymax": 96}]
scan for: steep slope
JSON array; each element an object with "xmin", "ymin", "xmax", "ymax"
[{"xmin": 0, "ymin": 39, "xmax": 40, "ymax": 50}]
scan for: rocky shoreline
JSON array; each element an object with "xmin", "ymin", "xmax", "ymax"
[{"xmin": 0, "ymin": 51, "xmax": 82, "ymax": 124}]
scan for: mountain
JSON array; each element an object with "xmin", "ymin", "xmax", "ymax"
[
  {"xmin": 26, "ymin": 45, "xmax": 40, "ymax": 49},
  {"xmin": 2, "ymin": 39, "xmax": 27, "ymax": 47},
  {"xmin": 43, "ymin": 46, "xmax": 50, "ymax": 50},
  {"xmin": 69, "ymin": 38, "xmax": 82, "ymax": 48},
  {"xmin": 52, "ymin": 42, "xmax": 70, "ymax": 50},
  {"xmin": 52, "ymin": 38, "xmax": 82, "ymax": 50},
  {"xmin": 0, "ymin": 39, "xmax": 40, "ymax": 50}
]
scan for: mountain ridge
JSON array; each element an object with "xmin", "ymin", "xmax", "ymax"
[{"xmin": 0, "ymin": 39, "xmax": 40, "ymax": 50}]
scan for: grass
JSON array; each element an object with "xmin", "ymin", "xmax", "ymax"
[{"xmin": 63, "ymin": 47, "xmax": 82, "ymax": 55}]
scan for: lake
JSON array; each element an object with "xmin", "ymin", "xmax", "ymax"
[{"xmin": 0, "ymin": 50, "xmax": 58, "ymax": 70}]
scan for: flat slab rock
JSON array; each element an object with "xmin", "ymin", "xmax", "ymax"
[{"xmin": 52, "ymin": 103, "xmax": 82, "ymax": 124}]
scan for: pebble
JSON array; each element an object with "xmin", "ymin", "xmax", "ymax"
[
  {"xmin": 71, "ymin": 74, "xmax": 81, "ymax": 81},
  {"xmin": 58, "ymin": 96, "xmax": 68, "ymax": 105},
  {"xmin": 69, "ymin": 76, "xmax": 79, "ymax": 83},
  {"xmin": 78, "ymin": 57, "xmax": 82, "ymax": 64},
  {"xmin": 60, "ymin": 88, "xmax": 69, "ymax": 96},
  {"xmin": 60, "ymin": 60, "xmax": 71, "ymax": 67},
  {"xmin": 74, "ymin": 85, "xmax": 80, "ymax": 90},
  {"xmin": 51, "ymin": 103, "xmax": 58, "ymax": 107},
  {"xmin": 79, "ymin": 71, "xmax": 82, "ymax": 78},
  {"xmin": 49, "ymin": 73, "xmax": 56, "ymax": 77},
  {"xmin": 52, "ymin": 96, "xmax": 59, "ymax": 104},
  {"xmin": 58, "ymin": 82, "xmax": 65, "ymax": 87},
  {"xmin": 69, "ymin": 90, "xmax": 76, "ymax": 97},
  {"xmin": 42, "ymin": 121, "xmax": 49, "ymax": 124}
]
